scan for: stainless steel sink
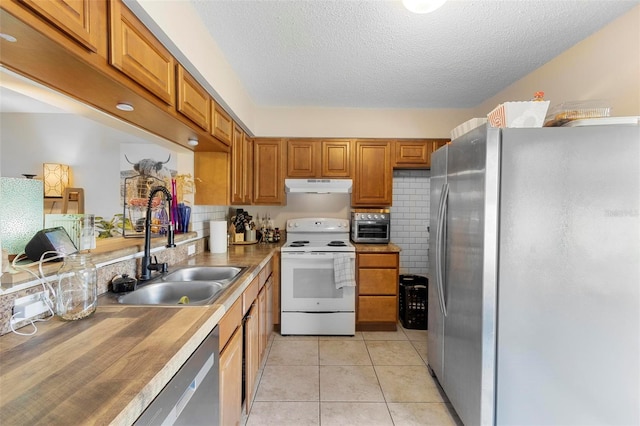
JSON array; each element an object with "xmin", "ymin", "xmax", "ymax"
[
  {"xmin": 117, "ymin": 266, "xmax": 247, "ymax": 306},
  {"xmin": 163, "ymin": 266, "xmax": 246, "ymax": 283},
  {"xmin": 118, "ymin": 281, "xmax": 226, "ymax": 306}
]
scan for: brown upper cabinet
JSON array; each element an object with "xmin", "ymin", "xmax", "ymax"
[
  {"xmin": 18, "ymin": 0, "xmax": 103, "ymax": 53},
  {"xmin": 352, "ymin": 140, "xmax": 393, "ymax": 207},
  {"xmin": 230, "ymin": 123, "xmax": 253, "ymax": 205},
  {"xmin": 393, "ymin": 139, "xmax": 450, "ymax": 169},
  {"xmin": 176, "ymin": 64, "xmax": 211, "ymax": 132},
  {"xmin": 212, "ymin": 101, "xmax": 233, "ymax": 146},
  {"xmin": 286, "ymin": 139, "xmax": 351, "ymax": 178},
  {"xmin": 109, "ymin": 0, "xmax": 175, "ymax": 106},
  {"xmin": 393, "ymin": 140, "xmax": 430, "ymax": 168},
  {"xmin": 253, "ymin": 138, "xmax": 285, "ymax": 205}
]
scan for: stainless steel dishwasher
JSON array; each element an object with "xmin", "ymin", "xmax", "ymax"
[{"xmin": 135, "ymin": 326, "xmax": 219, "ymax": 425}]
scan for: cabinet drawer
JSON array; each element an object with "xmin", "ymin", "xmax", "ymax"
[
  {"xmin": 358, "ymin": 296, "xmax": 397, "ymax": 322},
  {"xmin": 358, "ymin": 269, "xmax": 397, "ymax": 295},
  {"xmin": 358, "ymin": 253, "xmax": 397, "ymax": 268},
  {"xmin": 219, "ymin": 298, "xmax": 242, "ymax": 351},
  {"xmin": 242, "ymin": 276, "xmax": 259, "ymax": 315}
]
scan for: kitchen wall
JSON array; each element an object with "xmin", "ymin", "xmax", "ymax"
[
  {"xmin": 391, "ymin": 170, "xmax": 431, "ymax": 277},
  {"xmin": 231, "ymin": 193, "xmax": 352, "ymax": 231},
  {"xmin": 473, "ymin": 5, "xmax": 640, "ymax": 118},
  {"xmin": 0, "ymin": 113, "xmax": 194, "ymax": 219},
  {"xmin": 133, "ymin": 2, "xmax": 639, "ymax": 139}
]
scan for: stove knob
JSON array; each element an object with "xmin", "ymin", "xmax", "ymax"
[
  {"xmin": 373, "ymin": 214, "xmax": 379, "ymax": 220},
  {"xmin": 367, "ymin": 214, "xmax": 372, "ymax": 220},
  {"xmin": 380, "ymin": 214, "xmax": 386, "ymax": 220}
]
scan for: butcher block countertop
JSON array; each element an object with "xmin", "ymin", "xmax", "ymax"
[
  {"xmin": 0, "ymin": 243, "xmax": 281, "ymax": 426},
  {"xmin": 353, "ymin": 242, "xmax": 402, "ymax": 253}
]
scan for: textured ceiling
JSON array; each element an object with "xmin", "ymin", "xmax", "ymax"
[{"xmin": 190, "ymin": 0, "xmax": 637, "ymax": 109}]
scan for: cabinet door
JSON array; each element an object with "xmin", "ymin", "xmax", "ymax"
[
  {"xmin": 19, "ymin": 0, "xmax": 102, "ymax": 52},
  {"xmin": 321, "ymin": 140, "xmax": 351, "ymax": 177},
  {"xmin": 220, "ymin": 326, "xmax": 243, "ymax": 426},
  {"xmin": 230, "ymin": 123, "xmax": 245, "ymax": 204},
  {"xmin": 253, "ymin": 139, "xmax": 284, "ymax": 205},
  {"xmin": 176, "ymin": 64, "xmax": 210, "ymax": 131},
  {"xmin": 258, "ymin": 286, "xmax": 268, "ymax": 362},
  {"xmin": 287, "ymin": 140, "xmax": 318, "ymax": 178},
  {"xmin": 244, "ymin": 134, "xmax": 254, "ymax": 204},
  {"xmin": 212, "ymin": 101, "xmax": 232, "ymax": 146},
  {"xmin": 109, "ymin": 0, "xmax": 175, "ymax": 105},
  {"xmin": 266, "ymin": 275, "xmax": 274, "ymax": 342},
  {"xmin": 393, "ymin": 140, "xmax": 430, "ymax": 169},
  {"xmin": 194, "ymin": 152, "xmax": 229, "ymax": 205},
  {"xmin": 245, "ymin": 303, "xmax": 260, "ymax": 413},
  {"xmin": 352, "ymin": 140, "xmax": 392, "ymax": 206}
]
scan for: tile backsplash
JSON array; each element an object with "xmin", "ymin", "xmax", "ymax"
[
  {"xmin": 190, "ymin": 205, "xmax": 228, "ymax": 238},
  {"xmin": 391, "ymin": 169, "xmax": 431, "ymax": 278}
]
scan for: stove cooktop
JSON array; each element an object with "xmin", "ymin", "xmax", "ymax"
[{"xmin": 282, "ymin": 218, "xmax": 355, "ymax": 252}]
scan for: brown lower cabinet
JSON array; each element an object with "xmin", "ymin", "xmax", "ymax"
[
  {"xmin": 356, "ymin": 252, "xmax": 399, "ymax": 331},
  {"xmin": 219, "ymin": 258, "xmax": 275, "ymax": 423},
  {"xmin": 219, "ymin": 326, "xmax": 243, "ymax": 426},
  {"xmin": 244, "ymin": 302, "xmax": 259, "ymax": 414}
]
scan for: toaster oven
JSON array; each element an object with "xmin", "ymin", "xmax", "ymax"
[{"xmin": 350, "ymin": 209, "xmax": 391, "ymax": 243}]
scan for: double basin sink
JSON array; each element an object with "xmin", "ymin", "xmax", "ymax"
[{"xmin": 117, "ymin": 266, "xmax": 246, "ymax": 307}]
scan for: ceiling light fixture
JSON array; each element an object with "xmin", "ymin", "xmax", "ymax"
[
  {"xmin": 187, "ymin": 138, "xmax": 199, "ymax": 147},
  {"xmin": 402, "ymin": 0, "xmax": 447, "ymax": 14},
  {"xmin": 116, "ymin": 102, "xmax": 134, "ymax": 112},
  {"xmin": 0, "ymin": 33, "xmax": 17, "ymax": 42}
]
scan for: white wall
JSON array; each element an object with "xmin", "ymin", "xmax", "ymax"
[
  {"xmin": 0, "ymin": 113, "xmax": 191, "ymax": 219},
  {"xmin": 474, "ymin": 5, "xmax": 640, "ymax": 117}
]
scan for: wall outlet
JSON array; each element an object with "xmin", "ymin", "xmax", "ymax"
[
  {"xmin": 12, "ymin": 291, "xmax": 51, "ymax": 323},
  {"xmin": 187, "ymin": 244, "xmax": 196, "ymax": 256}
]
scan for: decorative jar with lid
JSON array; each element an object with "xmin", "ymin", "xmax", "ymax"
[{"xmin": 56, "ymin": 253, "xmax": 97, "ymax": 320}]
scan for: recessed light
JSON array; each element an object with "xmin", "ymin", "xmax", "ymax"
[
  {"xmin": 116, "ymin": 102, "xmax": 134, "ymax": 112},
  {"xmin": 187, "ymin": 138, "xmax": 199, "ymax": 147},
  {"xmin": 0, "ymin": 33, "xmax": 17, "ymax": 43}
]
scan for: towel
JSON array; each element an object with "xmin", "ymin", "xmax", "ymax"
[{"xmin": 334, "ymin": 253, "xmax": 356, "ymax": 289}]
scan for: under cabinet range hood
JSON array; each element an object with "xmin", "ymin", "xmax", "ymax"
[{"xmin": 285, "ymin": 179, "xmax": 352, "ymax": 194}]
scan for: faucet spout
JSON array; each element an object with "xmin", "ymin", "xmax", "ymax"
[{"xmin": 139, "ymin": 186, "xmax": 175, "ymax": 282}]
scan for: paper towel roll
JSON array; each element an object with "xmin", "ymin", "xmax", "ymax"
[{"xmin": 210, "ymin": 220, "xmax": 228, "ymax": 253}]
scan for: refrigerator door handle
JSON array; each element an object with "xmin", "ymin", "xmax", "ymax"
[{"xmin": 435, "ymin": 182, "xmax": 449, "ymax": 317}]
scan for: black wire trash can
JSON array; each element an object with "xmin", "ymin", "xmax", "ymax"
[{"xmin": 399, "ymin": 274, "xmax": 428, "ymax": 330}]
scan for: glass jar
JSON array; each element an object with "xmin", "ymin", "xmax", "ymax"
[{"xmin": 56, "ymin": 253, "xmax": 97, "ymax": 321}]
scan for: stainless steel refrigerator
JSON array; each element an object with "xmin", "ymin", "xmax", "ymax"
[{"xmin": 428, "ymin": 123, "xmax": 639, "ymax": 425}]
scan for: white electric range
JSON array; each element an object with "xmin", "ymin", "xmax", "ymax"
[{"xmin": 280, "ymin": 218, "xmax": 356, "ymax": 335}]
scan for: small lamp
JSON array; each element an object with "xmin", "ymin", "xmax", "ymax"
[{"xmin": 43, "ymin": 163, "xmax": 70, "ymax": 198}]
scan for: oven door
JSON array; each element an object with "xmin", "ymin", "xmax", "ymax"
[{"xmin": 281, "ymin": 252, "xmax": 356, "ymax": 312}]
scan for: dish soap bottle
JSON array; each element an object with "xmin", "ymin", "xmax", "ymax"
[{"xmin": 56, "ymin": 253, "xmax": 97, "ymax": 321}]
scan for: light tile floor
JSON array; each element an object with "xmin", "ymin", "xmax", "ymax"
[{"xmin": 245, "ymin": 324, "xmax": 463, "ymax": 425}]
